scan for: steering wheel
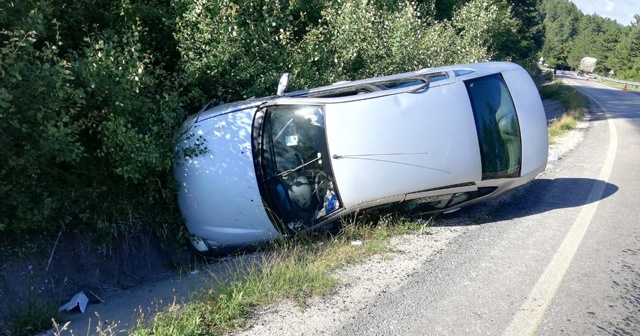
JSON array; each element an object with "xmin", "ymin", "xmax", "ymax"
[{"xmin": 313, "ymin": 170, "xmax": 330, "ymax": 204}]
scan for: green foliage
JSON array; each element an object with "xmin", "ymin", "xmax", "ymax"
[
  {"xmin": 174, "ymin": 0, "xmax": 526, "ymax": 97},
  {"xmin": 510, "ymin": 0, "xmax": 544, "ymax": 58},
  {"xmin": 609, "ymin": 15, "xmax": 640, "ymax": 81},
  {"xmin": 540, "ymin": 0, "xmax": 582, "ymax": 66},
  {"xmin": 1, "ymin": 2, "xmax": 83, "ymax": 231},
  {"xmin": 174, "ymin": 0, "xmax": 309, "ymax": 103},
  {"xmin": 452, "ymin": 0, "xmax": 513, "ymax": 61},
  {"xmin": 540, "ymin": 0, "xmax": 640, "ymax": 79},
  {"xmin": 567, "ymin": 15, "xmax": 623, "ymax": 72},
  {"xmin": 1, "ymin": 0, "xmax": 184, "ymax": 237},
  {"xmin": 431, "ymin": 0, "xmax": 468, "ymax": 21}
]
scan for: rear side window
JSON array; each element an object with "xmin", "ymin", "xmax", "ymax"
[{"xmin": 465, "ymin": 74, "xmax": 522, "ymax": 180}]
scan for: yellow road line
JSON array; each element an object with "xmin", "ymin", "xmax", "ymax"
[{"xmin": 503, "ymin": 86, "xmax": 618, "ymax": 336}]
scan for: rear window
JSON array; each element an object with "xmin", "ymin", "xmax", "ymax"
[{"xmin": 465, "ymin": 74, "xmax": 522, "ymax": 179}]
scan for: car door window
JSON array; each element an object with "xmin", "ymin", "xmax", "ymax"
[{"xmin": 465, "ymin": 74, "xmax": 522, "ymax": 180}]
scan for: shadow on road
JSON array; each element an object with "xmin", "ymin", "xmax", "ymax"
[{"xmin": 439, "ymin": 177, "xmax": 618, "ymax": 225}]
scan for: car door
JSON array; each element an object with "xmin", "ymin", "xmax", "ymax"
[{"xmin": 324, "ymin": 79, "xmax": 483, "ymax": 208}]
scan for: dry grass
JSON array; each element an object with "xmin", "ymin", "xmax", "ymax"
[{"xmin": 548, "ymin": 108, "xmax": 584, "ymax": 143}]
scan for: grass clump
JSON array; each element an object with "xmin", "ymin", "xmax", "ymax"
[
  {"xmin": 548, "ymin": 109, "xmax": 584, "ymax": 143},
  {"xmin": 124, "ymin": 248, "xmax": 335, "ymax": 335},
  {"xmin": 3, "ymin": 298, "xmax": 61, "ymax": 336},
  {"xmin": 540, "ymin": 81, "xmax": 587, "ymax": 143},
  {"xmin": 539, "ymin": 80, "xmax": 588, "ymax": 111}
]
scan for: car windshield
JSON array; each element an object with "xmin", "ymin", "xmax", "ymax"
[{"xmin": 261, "ymin": 105, "xmax": 341, "ymax": 231}]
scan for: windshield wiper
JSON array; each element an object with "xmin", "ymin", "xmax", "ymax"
[{"xmin": 277, "ymin": 156, "xmax": 321, "ymax": 178}]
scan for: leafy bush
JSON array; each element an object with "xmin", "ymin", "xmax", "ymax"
[
  {"xmin": 1, "ymin": 1, "xmax": 183, "ymax": 237},
  {"xmin": 174, "ymin": 0, "xmax": 314, "ymax": 104}
]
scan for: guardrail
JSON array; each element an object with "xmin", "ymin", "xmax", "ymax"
[{"xmin": 593, "ymin": 76, "xmax": 640, "ymax": 90}]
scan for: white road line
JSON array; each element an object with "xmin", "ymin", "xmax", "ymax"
[{"xmin": 503, "ymin": 86, "xmax": 618, "ymax": 336}]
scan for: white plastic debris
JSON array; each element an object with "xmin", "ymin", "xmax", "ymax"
[
  {"xmin": 58, "ymin": 291, "xmax": 89, "ymax": 313},
  {"xmin": 351, "ymin": 240, "xmax": 363, "ymax": 246}
]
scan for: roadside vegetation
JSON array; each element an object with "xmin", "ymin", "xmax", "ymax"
[
  {"xmin": 539, "ymin": 80, "xmax": 588, "ymax": 143},
  {"xmin": 3, "ymin": 299, "xmax": 60, "ymax": 336},
  {"xmin": 595, "ymin": 78, "xmax": 640, "ymax": 92}
]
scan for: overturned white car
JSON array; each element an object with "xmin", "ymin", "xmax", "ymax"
[{"xmin": 174, "ymin": 62, "xmax": 548, "ymax": 254}]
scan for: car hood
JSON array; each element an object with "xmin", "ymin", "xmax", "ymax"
[{"xmin": 173, "ymin": 108, "xmax": 280, "ymax": 245}]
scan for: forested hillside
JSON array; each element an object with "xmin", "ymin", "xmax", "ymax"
[
  {"xmin": 0, "ymin": 0, "xmax": 541, "ymax": 240},
  {"xmin": 0, "ymin": 0, "xmax": 637, "ymax": 242},
  {"xmin": 540, "ymin": 0, "xmax": 640, "ymax": 79}
]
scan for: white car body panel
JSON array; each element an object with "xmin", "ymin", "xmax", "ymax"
[
  {"xmin": 174, "ymin": 108, "xmax": 280, "ymax": 247},
  {"xmin": 325, "ymin": 81, "xmax": 482, "ymax": 208},
  {"xmin": 501, "ymin": 70, "xmax": 548, "ymax": 179}
]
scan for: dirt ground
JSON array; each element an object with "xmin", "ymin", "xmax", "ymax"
[{"xmin": 0, "ymin": 230, "xmax": 187, "ymax": 334}]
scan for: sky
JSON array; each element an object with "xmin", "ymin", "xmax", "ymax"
[{"xmin": 570, "ymin": 0, "xmax": 639, "ymax": 26}]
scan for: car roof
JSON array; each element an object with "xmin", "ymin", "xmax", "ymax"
[
  {"xmin": 285, "ymin": 61, "xmax": 521, "ymax": 98},
  {"xmin": 195, "ymin": 62, "xmax": 522, "ymax": 121}
]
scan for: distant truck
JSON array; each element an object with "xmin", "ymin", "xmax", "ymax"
[{"xmin": 578, "ymin": 57, "xmax": 597, "ymax": 75}]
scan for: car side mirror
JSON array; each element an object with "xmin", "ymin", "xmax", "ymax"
[{"xmin": 277, "ymin": 73, "xmax": 290, "ymax": 97}]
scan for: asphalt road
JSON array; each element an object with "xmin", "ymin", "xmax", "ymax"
[{"xmin": 330, "ymin": 73, "xmax": 640, "ymax": 335}]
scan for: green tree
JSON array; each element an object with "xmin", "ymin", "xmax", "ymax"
[
  {"xmin": 0, "ymin": 0, "xmax": 183, "ymax": 235},
  {"xmin": 567, "ymin": 15, "xmax": 623, "ymax": 73},
  {"xmin": 540, "ymin": 0, "xmax": 582, "ymax": 67},
  {"xmin": 501, "ymin": 0, "xmax": 544, "ymax": 61},
  {"xmin": 432, "ymin": 0, "xmax": 469, "ymax": 20},
  {"xmin": 485, "ymin": 0, "xmax": 543, "ymax": 62},
  {"xmin": 607, "ymin": 14, "xmax": 640, "ymax": 80}
]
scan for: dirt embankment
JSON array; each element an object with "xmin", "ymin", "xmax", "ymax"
[{"xmin": 0, "ymin": 231, "xmax": 182, "ymax": 329}]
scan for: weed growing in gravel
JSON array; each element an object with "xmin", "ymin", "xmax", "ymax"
[{"xmin": 548, "ymin": 108, "xmax": 584, "ymax": 144}]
